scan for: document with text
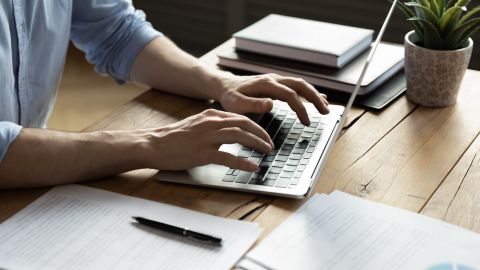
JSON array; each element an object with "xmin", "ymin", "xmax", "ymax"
[
  {"xmin": 238, "ymin": 192, "xmax": 480, "ymax": 270},
  {"xmin": 0, "ymin": 185, "xmax": 262, "ymax": 270}
]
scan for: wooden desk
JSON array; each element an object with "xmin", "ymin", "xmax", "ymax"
[{"xmin": 2, "ymin": 40, "xmax": 480, "ymax": 244}]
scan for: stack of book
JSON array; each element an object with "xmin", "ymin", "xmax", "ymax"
[{"xmin": 217, "ymin": 14, "xmax": 406, "ymax": 109}]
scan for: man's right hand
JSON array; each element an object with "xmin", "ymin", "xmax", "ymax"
[
  {"xmin": 0, "ymin": 109, "xmax": 274, "ymax": 189},
  {"xmin": 137, "ymin": 109, "xmax": 274, "ymax": 172}
]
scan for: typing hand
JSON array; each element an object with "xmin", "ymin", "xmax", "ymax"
[
  {"xmin": 218, "ymin": 73, "xmax": 329, "ymax": 126},
  {"xmin": 140, "ymin": 109, "xmax": 273, "ymax": 172}
]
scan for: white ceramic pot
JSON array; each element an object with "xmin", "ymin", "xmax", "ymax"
[{"xmin": 404, "ymin": 31, "xmax": 473, "ymax": 107}]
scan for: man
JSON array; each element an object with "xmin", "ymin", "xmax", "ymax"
[{"xmin": 0, "ymin": 0, "xmax": 329, "ymax": 189}]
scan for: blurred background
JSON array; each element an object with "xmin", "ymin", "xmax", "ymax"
[
  {"xmin": 49, "ymin": 0, "xmax": 480, "ymax": 132},
  {"xmin": 134, "ymin": 0, "xmax": 480, "ymax": 68}
]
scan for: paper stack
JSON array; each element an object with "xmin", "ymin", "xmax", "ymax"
[
  {"xmin": 238, "ymin": 192, "xmax": 480, "ymax": 270},
  {"xmin": 0, "ymin": 185, "xmax": 262, "ymax": 270}
]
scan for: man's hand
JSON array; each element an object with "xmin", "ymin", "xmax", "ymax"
[
  {"xmin": 217, "ymin": 73, "xmax": 330, "ymax": 126},
  {"xmin": 0, "ymin": 110, "xmax": 273, "ymax": 189},
  {"xmin": 0, "ymin": 38, "xmax": 334, "ymax": 189},
  {"xmin": 138, "ymin": 109, "xmax": 273, "ymax": 172},
  {"xmin": 131, "ymin": 38, "xmax": 329, "ymax": 126}
]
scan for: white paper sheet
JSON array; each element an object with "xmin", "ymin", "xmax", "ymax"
[
  {"xmin": 240, "ymin": 192, "xmax": 480, "ymax": 270},
  {"xmin": 0, "ymin": 185, "xmax": 262, "ymax": 270}
]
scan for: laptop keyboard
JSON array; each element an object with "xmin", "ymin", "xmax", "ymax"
[{"xmin": 222, "ymin": 103, "xmax": 327, "ymax": 189}]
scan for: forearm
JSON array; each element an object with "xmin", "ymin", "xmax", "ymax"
[
  {"xmin": 130, "ymin": 37, "xmax": 230, "ymax": 101},
  {"xmin": 0, "ymin": 110, "xmax": 275, "ymax": 190},
  {"xmin": 0, "ymin": 128, "xmax": 144, "ymax": 189}
]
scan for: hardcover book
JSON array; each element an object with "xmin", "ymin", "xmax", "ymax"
[{"xmin": 233, "ymin": 14, "xmax": 374, "ymax": 68}]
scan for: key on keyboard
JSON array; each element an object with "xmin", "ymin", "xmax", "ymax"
[{"xmin": 222, "ymin": 103, "xmax": 325, "ymax": 188}]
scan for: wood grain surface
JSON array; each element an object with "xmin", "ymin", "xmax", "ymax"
[{"xmin": 2, "ymin": 41, "xmax": 480, "ymax": 249}]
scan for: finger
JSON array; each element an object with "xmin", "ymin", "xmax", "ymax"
[
  {"xmin": 226, "ymin": 91, "xmax": 274, "ymax": 114},
  {"xmin": 210, "ymin": 151, "xmax": 257, "ymax": 171},
  {"xmin": 322, "ymin": 94, "xmax": 329, "ymax": 103},
  {"xmin": 321, "ymin": 95, "xmax": 330, "ymax": 109},
  {"xmin": 277, "ymin": 77, "xmax": 330, "ymax": 114},
  {"xmin": 202, "ymin": 108, "xmax": 238, "ymax": 118},
  {"xmin": 269, "ymin": 80, "xmax": 311, "ymax": 125},
  {"xmin": 267, "ymin": 74, "xmax": 330, "ymax": 114},
  {"xmin": 204, "ymin": 115, "xmax": 274, "ymax": 147},
  {"xmin": 223, "ymin": 117, "xmax": 274, "ymax": 147},
  {"xmin": 214, "ymin": 127, "xmax": 273, "ymax": 154},
  {"xmin": 316, "ymin": 95, "xmax": 329, "ymax": 114},
  {"xmin": 243, "ymin": 78, "xmax": 310, "ymax": 125},
  {"xmin": 316, "ymin": 93, "xmax": 329, "ymax": 110}
]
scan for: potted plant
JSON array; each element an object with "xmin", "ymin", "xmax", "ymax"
[{"xmin": 395, "ymin": 0, "xmax": 480, "ymax": 107}]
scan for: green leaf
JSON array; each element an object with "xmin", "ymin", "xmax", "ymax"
[
  {"xmin": 410, "ymin": 0, "xmax": 431, "ymax": 18},
  {"xmin": 453, "ymin": 0, "xmax": 471, "ymax": 7},
  {"xmin": 397, "ymin": 0, "xmax": 418, "ymax": 17},
  {"xmin": 457, "ymin": 25, "xmax": 480, "ymax": 47},
  {"xmin": 420, "ymin": 0, "xmax": 431, "ymax": 7},
  {"xmin": 408, "ymin": 17, "xmax": 444, "ymax": 48},
  {"xmin": 405, "ymin": 2, "xmax": 441, "ymax": 25},
  {"xmin": 458, "ymin": 6, "xmax": 480, "ymax": 26},
  {"xmin": 439, "ymin": 6, "xmax": 464, "ymax": 35},
  {"xmin": 429, "ymin": 0, "xmax": 441, "ymax": 16},
  {"xmin": 444, "ymin": 17, "xmax": 480, "ymax": 49},
  {"xmin": 436, "ymin": 0, "xmax": 446, "ymax": 16},
  {"xmin": 446, "ymin": 0, "xmax": 456, "ymax": 8},
  {"xmin": 393, "ymin": 0, "xmax": 425, "ymax": 36},
  {"xmin": 412, "ymin": 0, "xmax": 431, "ymax": 7},
  {"xmin": 396, "ymin": 0, "xmax": 418, "ymax": 17},
  {"xmin": 456, "ymin": 18, "xmax": 480, "ymax": 46}
]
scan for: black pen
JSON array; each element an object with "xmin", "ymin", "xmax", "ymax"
[{"xmin": 132, "ymin": 216, "xmax": 223, "ymax": 246}]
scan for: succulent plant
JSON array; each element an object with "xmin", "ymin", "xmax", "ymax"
[{"xmin": 394, "ymin": 0, "xmax": 480, "ymax": 50}]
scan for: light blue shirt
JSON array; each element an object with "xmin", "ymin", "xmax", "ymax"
[{"xmin": 0, "ymin": 0, "xmax": 162, "ymax": 161}]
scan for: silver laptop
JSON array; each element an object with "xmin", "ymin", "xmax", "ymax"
[{"xmin": 156, "ymin": 1, "xmax": 398, "ymax": 198}]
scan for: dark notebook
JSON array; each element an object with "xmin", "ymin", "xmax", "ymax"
[
  {"xmin": 217, "ymin": 45, "xmax": 406, "ymax": 110},
  {"xmin": 321, "ymin": 72, "xmax": 406, "ymax": 110},
  {"xmin": 217, "ymin": 42, "xmax": 404, "ymax": 96}
]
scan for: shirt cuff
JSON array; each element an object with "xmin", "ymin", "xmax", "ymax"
[
  {"xmin": 111, "ymin": 11, "xmax": 163, "ymax": 84},
  {"xmin": 0, "ymin": 122, "xmax": 22, "ymax": 162}
]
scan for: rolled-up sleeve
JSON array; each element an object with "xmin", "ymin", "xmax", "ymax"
[
  {"xmin": 0, "ymin": 122, "xmax": 22, "ymax": 162},
  {"xmin": 71, "ymin": 0, "xmax": 162, "ymax": 83}
]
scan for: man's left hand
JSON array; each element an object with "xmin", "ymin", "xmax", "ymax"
[{"xmin": 217, "ymin": 73, "xmax": 329, "ymax": 126}]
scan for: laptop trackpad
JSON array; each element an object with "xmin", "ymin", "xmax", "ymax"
[{"xmin": 156, "ymin": 144, "xmax": 238, "ymax": 185}]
